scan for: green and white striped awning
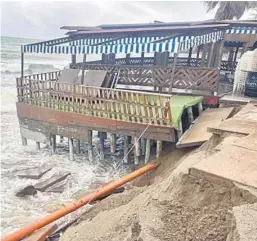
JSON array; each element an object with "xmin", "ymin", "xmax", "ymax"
[{"xmin": 22, "ymin": 30, "xmax": 224, "ymax": 55}]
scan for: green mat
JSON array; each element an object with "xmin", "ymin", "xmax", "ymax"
[{"xmin": 170, "ymin": 95, "xmax": 203, "ymax": 129}]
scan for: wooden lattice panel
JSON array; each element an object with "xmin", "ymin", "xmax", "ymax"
[{"xmin": 173, "ymin": 67, "xmax": 219, "ymax": 91}]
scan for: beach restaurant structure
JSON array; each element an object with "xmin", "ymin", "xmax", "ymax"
[{"xmin": 16, "ymin": 20, "xmax": 257, "ymax": 163}]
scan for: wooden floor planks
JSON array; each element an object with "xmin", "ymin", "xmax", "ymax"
[{"xmin": 176, "ymin": 107, "xmax": 234, "ymax": 148}]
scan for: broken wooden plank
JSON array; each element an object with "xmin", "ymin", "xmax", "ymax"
[
  {"xmin": 233, "ymin": 103, "xmax": 257, "ymax": 122},
  {"xmin": 207, "ymin": 118, "xmax": 257, "ymax": 135},
  {"xmin": 176, "ymin": 107, "xmax": 234, "ymax": 148},
  {"xmin": 23, "ymin": 224, "xmax": 58, "ymax": 241},
  {"xmin": 34, "ymin": 173, "xmax": 71, "ymax": 192},
  {"xmin": 233, "ymin": 132, "xmax": 257, "ymax": 152},
  {"xmin": 16, "ymin": 167, "xmax": 52, "ymax": 180},
  {"xmin": 190, "ymin": 145, "xmax": 257, "ymax": 189}
]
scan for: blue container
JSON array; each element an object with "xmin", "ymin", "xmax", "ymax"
[{"xmin": 245, "ymin": 71, "xmax": 257, "ymax": 97}]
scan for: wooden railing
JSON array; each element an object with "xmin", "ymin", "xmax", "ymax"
[
  {"xmin": 71, "ymin": 57, "xmax": 237, "ymax": 72},
  {"xmin": 24, "ymin": 70, "xmax": 62, "ymax": 81},
  {"xmin": 16, "ymin": 78, "xmax": 173, "ymax": 127},
  {"xmin": 71, "ymin": 64, "xmax": 219, "ymax": 93}
]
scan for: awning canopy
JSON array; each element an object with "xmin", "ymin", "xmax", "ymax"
[{"xmin": 22, "ymin": 30, "xmax": 224, "ymax": 55}]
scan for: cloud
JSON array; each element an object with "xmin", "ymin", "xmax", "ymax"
[{"xmin": 1, "ymin": 1, "xmax": 214, "ymax": 39}]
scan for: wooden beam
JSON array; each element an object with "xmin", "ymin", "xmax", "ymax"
[
  {"xmin": 134, "ymin": 136, "xmax": 140, "ymax": 165},
  {"xmin": 169, "ymin": 52, "xmax": 178, "ymax": 93}
]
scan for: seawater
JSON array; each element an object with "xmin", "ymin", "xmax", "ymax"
[{"xmin": 1, "ymin": 36, "xmax": 130, "ymax": 236}]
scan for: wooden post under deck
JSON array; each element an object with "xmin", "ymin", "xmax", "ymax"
[
  {"xmin": 68, "ymin": 138, "xmax": 74, "ymax": 161},
  {"xmin": 60, "ymin": 136, "xmax": 64, "ymax": 143},
  {"xmin": 88, "ymin": 130, "xmax": 93, "ymax": 163},
  {"xmin": 50, "ymin": 134, "xmax": 56, "ymax": 154},
  {"xmin": 187, "ymin": 106, "xmax": 194, "ymax": 124},
  {"xmin": 141, "ymin": 138, "xmax": 146, "ymax": 156},
  {"xmin": 99, "ymin": 132, "xmax": 105, "ymax": 160},
  {"xmin": 145, "ymin": 139, "xmax": 151, "ymax": 164},
  {"xmin": 156, "ymin": 140, "xmax": 162, "ymax": 158},
  {"xmin": 75, "ymin": 140, "xmax": 80, "ymax": 154},
  {"xmin": 110, "ymin": 133, "xmax": 117, "ymax": 153},
  {"xmin": 36, "ymin": 142, "xmax": 40, "ymax": 150},
  {"xmin": 124, "ymin": 136, "xmax": 129, "ymax": 164},
  {"xmin": 22, "ymin": 137, "xmax": 27, "ymax": 146},
  {"xmin": 134, "ymin": 136, "xmax": 140, "ymax": 165},
  {"xmin": 198, "ymin": 102, "xmax": 203, "ymax": 115}
]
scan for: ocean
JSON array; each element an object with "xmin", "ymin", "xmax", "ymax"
[{"xmin": 1, "ymin": 36, "xmax": 129, "ymax": 236}]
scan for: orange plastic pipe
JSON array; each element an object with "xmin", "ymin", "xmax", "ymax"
[{"xmin": 2, "ymin": 162, "xmax": 159, "ymax": 241}]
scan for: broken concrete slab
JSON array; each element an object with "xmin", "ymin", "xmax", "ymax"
[
  {"xmin": 16, "ymin": 167, "xmax": 52, "ymax": 180},
  {"xmin": 34, "ymin": 173, "xmax": 71, "ymax": 192},
  {"xmin": 16, "ymin": 185, "xmax": 37, "ymax": 197},
  {"xmin": 23, "ymin": 224, "xmax": 58, "ymax": 241},
  {"xmin": 45, "ymin": 180, "xmax": 67, "ymax": 194}
]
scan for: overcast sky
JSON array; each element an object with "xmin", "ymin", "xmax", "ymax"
[{"xmin": 0, "ymin": 1, "xmax": 253, "ymax": 40}]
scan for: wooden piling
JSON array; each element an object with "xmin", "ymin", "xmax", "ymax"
[
  {"xmin": 156, "ymin": 140, "xmax": 162, "ymax": 158},
  {"xmin": 141, "ymin": 138, "xmax": 146, "ymax": 155},
  {"xmin": 99, "ymin": 132, "xmax": 105, "ymax": 160},
  {"xmin": 177, "ymin": 120, "xmax": 183, "ymax": 139},
  {"xmin": 60, "ymin": 136, "xmax": 64, "ymax": 143},
  {"xmin": 88, "ymin": 130, "xmax": 93, "ymax": 163},
  {"xmin": 36, "ymin": 142, "xmax": 40, "ymax": 150},
  {"xmin": 134, "ymin": 137, "xmax": 140, "ymax": 165},
  {"xmin": 75, "ymin": 140, "xmax": 80, "ymax": 154},
  {"xmin": 145, "ymin": 139, "xmax": 151, "ymax": 164},
  {"xmin": 68, "ymin": 138, "xmax": 74, "ymax": 161},
  {"xmin": 198, "ymin": 102, "xmax": 203, "ymax": 115},
  {"xmin": 22, "ymin": 137, "xmax": 27, "ymax": 146},
  {"xmin": 124, "ymin": 136, "xmax": 129, "ymax": 164},
  {"xmin": 110, "ymin": 134, "xmax": 117, "ymax": 153},
  {"xmin": 187, "ymin": 106, "xmax": 194, "ymax": 124},
  {"xmin": 50, "ymin": 135, "xmax": 56, "ymax": 154}
]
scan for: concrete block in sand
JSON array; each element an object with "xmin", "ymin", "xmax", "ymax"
[
  {"xmin": 45, "ymin": 180, "xmax": 67, "ymax": 193},
  {"xmin": 35, "ymin": 173, "xmax": 71, "ymax": 192},
  {"xmin": 16, "ymin": 167, "xmax": 52, "ymax": 179},
  {"xmin": 23, "ymin": 224, "xmax": 57, "ymax": 241},
  {"xmin": 16, "ymin": 185, "xmax": 37, "ymax": 197}
]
